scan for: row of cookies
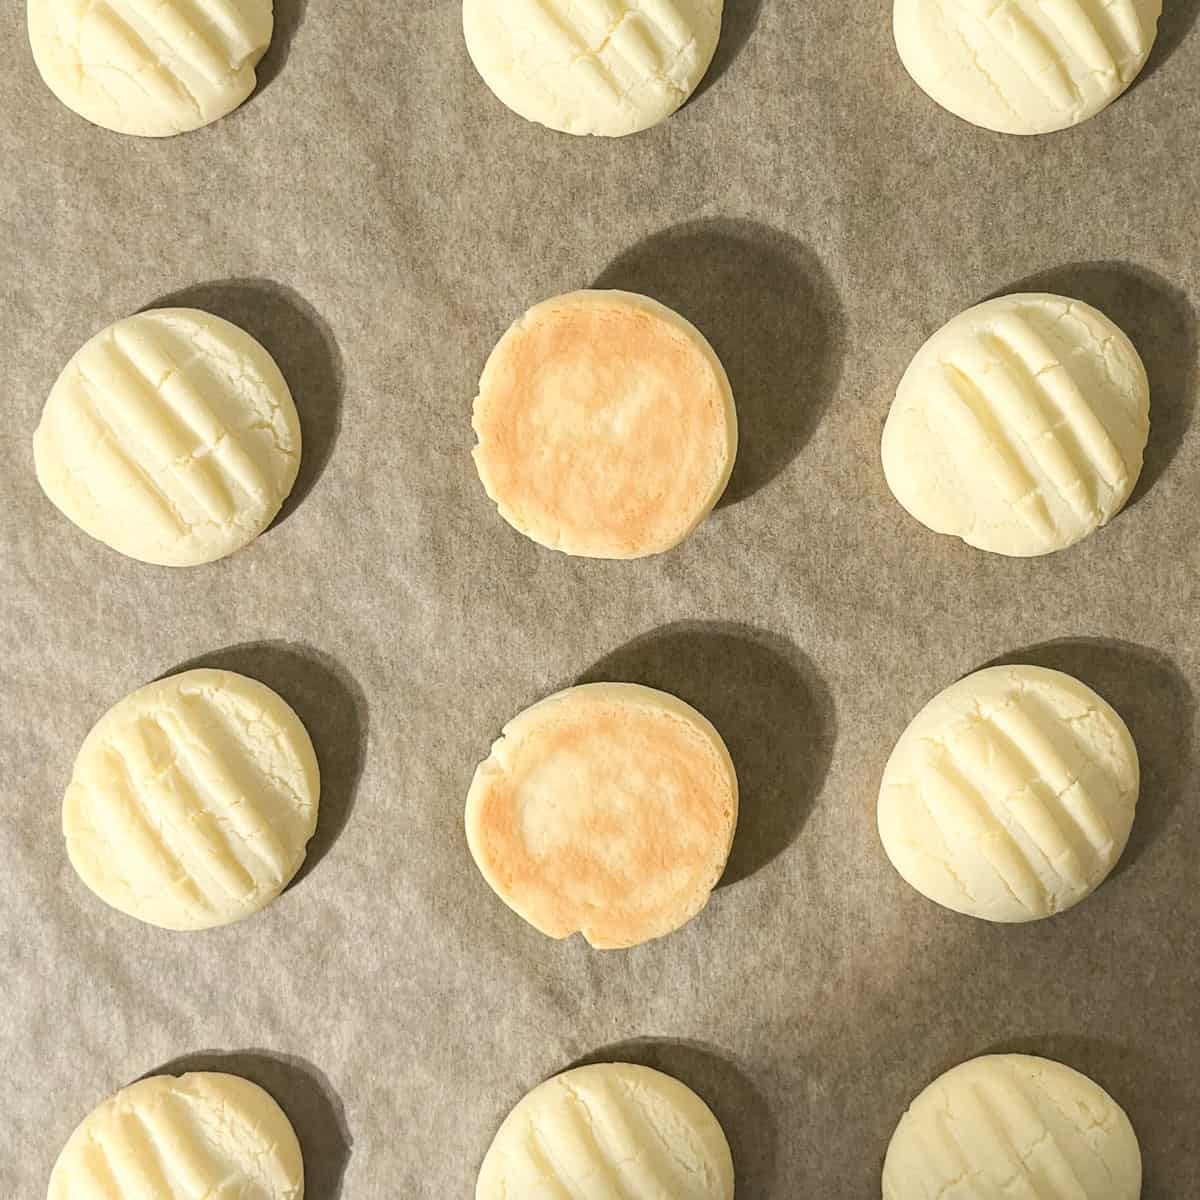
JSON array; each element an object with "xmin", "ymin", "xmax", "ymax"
[
  {"xmin": 55, "ymin": 656, "xmax": 1139, "ymax": 939},
  {"xmin": 35, "ymin": 285, "xmax": 1151, "ymax": 567},
  {"xmin": 50, "ymin": 1051, "xmax": 1142, "ymax": 1196},
  {"xmin": 28, "ymin": 1, "xmax": 1164, "ymax": 140}
]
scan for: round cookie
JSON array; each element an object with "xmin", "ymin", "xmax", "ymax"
[
  {"xmin": 883, "ymin": 1054, "xmax": 1141, "ymax": 1200},
  {"xmin": 477, "ymin": 1062, "xmax": 734, "ymax": 1199},
  {"xmin": 462, "ymin": 0, "xmax": 723, "ymax": 137},
  {"xmin": 882, "ymin": 293, "xmax": 1149, "ymax": 557},
  {"xmin": 64, "ymin": 668, "xmax": 319, "ymax": 931},
  {"xmin": 893, "ymin": 0, "xmax": 1161, "ymax": 136},
  {"xmin": 48, "ymin": 1071, "xmax": 304, "ymax": 1200},
  {"xmin": 466, "ymin": 682, "xmax": 738, "ymax": 949},
  {"xmin": 878, "ymin": 665, "xmax": 1138, "ymax": 923},
  {"xmin": 34, "ymin": 308, "xmax": 301, "ymax": 567},
  {"xmin": 28, "ymin": 0, "xmax": 273, "ymax": 137},
  {"xmin": 473, "ymin": 290, "xmax": 737, "ymax": 559}
]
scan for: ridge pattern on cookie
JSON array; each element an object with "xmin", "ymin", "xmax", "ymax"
[
  {"xmin": 894, "ymin": 0, "xmax": 1161, "ymax": 134},
  {"xmin": 477, "ymin": 1063, "xmax": 734, "ymax": 1199},
  {"xmin": 883, "ymin": 1055, "xmax": 1141, "ymax": 1200},
  {"xmin": 64, "ymin": 669, "xmax": 319, "ymax": 930},
  {"xmin": 48, "ymin": 1073, "xmax": 304, "ymax": 1200},
  {"xmin": 463, "ymin": 0, "xmax": 723, "ymax": 136},
  {"xmin": 35, "ymin": 308, "xmax": 300, "ymax": 566},
  {"xmin": 878, "ymin": 666, "xmax": 1138, "ymax": 922},
  {"xmin": 882, "ymin": 294, "xmax": 1149, "ymax": 557},
  {"xmin": 28, "ymin": 0, "xmax": 273, "ymax": 136}
]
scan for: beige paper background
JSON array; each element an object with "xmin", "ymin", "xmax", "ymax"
[{"xmin": 2, "ymin": 2, "xmax": 1199, "ymax": 1195}]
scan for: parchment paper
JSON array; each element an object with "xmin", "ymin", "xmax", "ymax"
[{"xmin": 2, "ymin": 2, "xmax": 1199, "ymax": 1195}]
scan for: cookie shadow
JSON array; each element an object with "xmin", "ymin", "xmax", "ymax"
[
  {"xmin": 167, "ymin": 640, "xmax": 368, "ymax": 887},
  {"xmin": 984, "ymin": 638, "xmax": 1193, "ymax": 877},
  {"xmin": 692, "ymin": 0, "xmax": 765, "ymax": 100},
  {"xmin": 566, "ymin": 1038, "xmax": 777, "ymax": 1196},
  {"xmin": 146, "ymin": 279, "xmax": 344, "ymax": 529},
  {"xmin": 1137, "ymin": 2, "xmax": 1200, "ymax": 85},
  {"xmin": 579, "ymin": 622, "xmax": 835, "ymax": 886},
  {"xmin": 594, "ymin": 218, "xmax": 845, "ymax": 506},
  {"xmin": 145, "ymin": 1049, "xmax": 351, "ymax": 1200},
  {"xmin": 255, "ymin": 0, "xmax": 309, "ymax": 93},
  {"xmin": 991, "ymin": 263, "xmax": 1198, "ymax": 509}
]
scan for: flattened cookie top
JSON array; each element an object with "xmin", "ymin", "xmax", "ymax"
[
  {"xmin": 473, "ymin": 290, "xmax": 736, "ymax": 559},
  {"xmin": 466, "ymin": 683, "xmax": 738, "ymax": 948}
]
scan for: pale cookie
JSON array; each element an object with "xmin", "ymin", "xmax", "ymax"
[
  {"xmin": 64, "ymin": 668, "xmax": 319, "ymax": 930},
  {"xmin": 466, "ymin": 682, "xmax": 738, "ymax": 949},
  {"xmin": 878, "ymin": 665, "xmax": 1138, "ymax": 923},
  {"xmin": 893, "ymin": 0, "xmax": 1161, "ymax": 135},
  {"xmin": 28, "ymin": 0, "xmax": 273, "ymax": 137},
  {"xmin": 883, "ymin": 1054, "xmax": 1141, "ymax": 1200},
  {"xmin": 882, "ymin": 293, "xmax": 1149, "ymax": 557},
  {"xmin": 477, "ymin": 1063, "xmax": 734, "ymax": 1199},
  {"xmin": 48, "ymin": 1071, "xmax": 304, "ymax": 1200},
  {"xmin": 34, "ymin": 308, "xmax": 301, "ymax": 567},
  {"xmin": 463, "ymin": 0, "xmax": 723, "ymax": 137},
  {"xmin": 473, "ymin": 290, "xmax": 736, "ymax": 559}
]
